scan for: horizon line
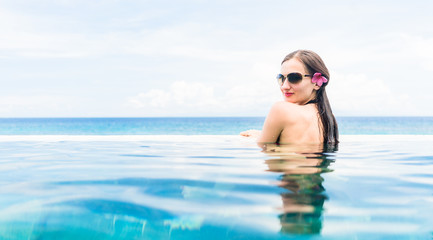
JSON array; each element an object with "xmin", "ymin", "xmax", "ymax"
[{"xmin": 1, "ymin": 116, "xmax": 433, "ymax": 119}]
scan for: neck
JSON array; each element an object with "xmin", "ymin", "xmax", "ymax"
[{"xmin": 304, "ymin": 92, "xmax": 318, "ymax": 105}]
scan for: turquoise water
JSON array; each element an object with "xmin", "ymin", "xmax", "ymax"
[
  {"xmin": 0, "ymin": 135, "xmax": 432, "ymax": 239},
  {"xmin": 1, "ymin": 117, "xmax": 433, "ymax": 239},
  {"xmin": 1, "ymin": 117, "xmax": 433, "ymax": 135}
]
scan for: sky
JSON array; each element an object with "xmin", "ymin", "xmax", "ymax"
[{"xmin": 1, "ymin": 0, "xmax": 433, "ymax": 117}]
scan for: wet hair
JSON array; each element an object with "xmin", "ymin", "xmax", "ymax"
[{"xmin": 282, "ymin": 50, "xmax": 339, "ymax": 144}]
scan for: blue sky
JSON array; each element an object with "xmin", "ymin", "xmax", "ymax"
[{"xmin": 1, "ymin": 0, "xmax": 432, "ymax": 117}]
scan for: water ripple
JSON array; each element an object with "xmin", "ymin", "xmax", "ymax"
[{"xmin": 0, "ymin": 136, "xmax": 432, "ymax": 239}]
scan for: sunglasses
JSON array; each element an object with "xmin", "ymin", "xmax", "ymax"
[{"xmin": 276, "ymin": 72, "xmax": 312, "ymax": 85}]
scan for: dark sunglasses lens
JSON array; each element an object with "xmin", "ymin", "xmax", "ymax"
[
  {"xmin": 288, "ymin": 73, "xmax": 303, "ymax": 83},
  {"xmin": 276, "ymin": 74, "xmax": 284, "ymax": 85}
]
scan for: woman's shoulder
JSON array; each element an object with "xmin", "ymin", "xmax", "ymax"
[
  {"xmin": 270, "ymin": 101, "xmax": 307, "ymax": 113},
  {"xmin": 268, "ymin": 101, "xmax": 303, "ymax": 123},
  {"xmin": 271, "ymin": 101, "xmax": 299, "ymax": 109}
]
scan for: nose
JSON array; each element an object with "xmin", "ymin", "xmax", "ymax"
[{"xmin": 281, "ymin": 78, "xmax": 291, "ymax": 89}]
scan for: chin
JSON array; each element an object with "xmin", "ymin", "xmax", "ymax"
[{"xmin": 284, "ymin": 98, "xmax": 296, "ymax": 104}]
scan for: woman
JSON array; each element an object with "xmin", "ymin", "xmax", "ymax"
[{"xmin": 241, "ymin": 50, "xmax": 338, "ymax": 147}]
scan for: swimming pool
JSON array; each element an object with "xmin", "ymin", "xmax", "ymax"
[{"xmin": 0, "ymin": 135, "xmax": 432, "ymax": 239}]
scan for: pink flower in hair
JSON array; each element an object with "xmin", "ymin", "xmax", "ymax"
[{"xmin": 311, "ymin": 73, "xmax": 328, "ymax": 87}]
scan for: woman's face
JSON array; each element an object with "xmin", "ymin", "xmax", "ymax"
[{"xmin": 280, "ymin": 58, "xmax": 319, "ymax": 105}]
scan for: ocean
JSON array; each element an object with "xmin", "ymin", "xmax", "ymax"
[
  {"xmin": 0, "ymin": 117, "xmax": 432, "ymax": 239},
  {"xmin": 0, "ymin": 117, "xmax": 433, "ymax": 135}
]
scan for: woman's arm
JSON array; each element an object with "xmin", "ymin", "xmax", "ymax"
[{"xmin": 257, "ymin": 102, "xmax": 287, "ymax": 148}]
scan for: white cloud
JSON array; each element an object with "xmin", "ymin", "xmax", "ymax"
[
  {"xmin": 127, "ymin": 79, "xmax": 280, "ymax": 116},
  {"xmin": 0, "ymin": 95, "xmax": 74, "ymax": 116},
  {"xmin": 327, "ymin": 73, "xmax": 416, "ymax": 116},
  {"xmin": 1, "ymin": 1, "xmax": 433, "ymax": 116},
  {"xmin": 127, "ymin": 81, "xmax": 219, "ymax": 115},
  {"xmin": 128, "ymin": 90, "xmax": 170, "ymax": 108}
]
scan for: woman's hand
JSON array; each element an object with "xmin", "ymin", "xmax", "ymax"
[{"xmin": 240, "ymin": 129, "xmax": 261, "ymax": 138}]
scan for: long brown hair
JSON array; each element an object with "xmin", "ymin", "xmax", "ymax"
[{"xmin": 282, "ymin": 50, "xmax": 339, "ymax": 144}]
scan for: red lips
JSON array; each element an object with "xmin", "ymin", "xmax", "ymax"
[{"xmin": 284, "ymin": 92, "xmax": 293, "ymax": 97}]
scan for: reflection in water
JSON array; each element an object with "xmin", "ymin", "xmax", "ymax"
[
  {"xmin": 0, "ymin": 140, "xmax": 339, "ymax": 239},
  {"xmin": 263, "ymin": 143, "xmax": 338, "ymax": 235}
]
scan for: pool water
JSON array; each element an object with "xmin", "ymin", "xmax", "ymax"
[{"xmin": 0, "ymin": 135, "xmax": 432, "ymax": 239}]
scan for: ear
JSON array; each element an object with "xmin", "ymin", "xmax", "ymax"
[{"xmin": 313, "ymin": 83, "xmax": 321, "ymax": 91}]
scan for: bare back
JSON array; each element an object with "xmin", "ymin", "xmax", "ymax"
[
  {"xmin": 278, "ymin": 103, "xmax": 322, "ymax": 143},
  {"xmin": 257, "ymin": 101, "xmax": 323, "ymax": 145}
]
